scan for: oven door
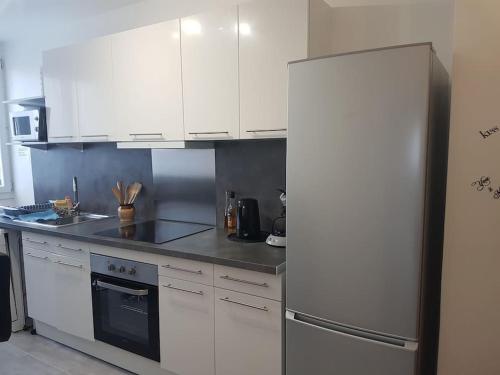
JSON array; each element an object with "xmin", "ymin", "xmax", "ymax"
[{"xmin": 91, "ymin": 273, "xmax": 160, "ymax": 361}]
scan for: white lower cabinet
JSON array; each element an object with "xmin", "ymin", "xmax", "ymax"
[
  {"xmin": 23, "ymin": 248, "xmax": 57, "ymax": 328},
  {"xmin": 159, "ymin": 276, "xmax": 215, "ymax": 375},
  {"xmin": 52, "ymin": 254, "xmax": 94, "ymax": 341},
  {"xmin": 22, "ymin": 241, "xmax": 93, "ymax": 341},
  {"xmin": 214, "ymin": 288, "xmax": 282, "ymax": 375}
]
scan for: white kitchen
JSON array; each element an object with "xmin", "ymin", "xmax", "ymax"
[{"xmin": 0, "ymin": 1, "xmax": 498, "ymax": 375}]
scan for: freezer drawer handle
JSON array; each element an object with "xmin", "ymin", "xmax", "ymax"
[
  {"xmin": 55, "ymin": 260, "xmax": 83, "ymax": 270},
  {"xmin": 220, "ymin": 275, "xmax": 268, "ymax": 288},
  {"xmin": 285, "ymin": 311, "xmax": 418, "ymax": 351},
  {"xmin": 57, "ymin": 244, "xmax": 83, "ymax": 252},
  {"xmin": 162, "ymin": 264, "xmax": 203, "ymax": 275},
  {"xmin": 163, "ymin": 284, "xmax": 204, "ymax": 296},
  {"xmin": 25, "ymin": 238, "xmax": 48, "ymax": 245},
  {"xmin": 219, "ymin": 297, "xmax": 268, "ymax": 312},
  {"xmin": 95, "ymin": 280, "xmax": 149, "ymax": 296},
  {"xmin": 26, "ymin": 253, "xmax": 49, "ymax": 261}
]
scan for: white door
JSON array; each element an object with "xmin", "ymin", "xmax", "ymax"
[
  {"xmin": 111, "ymin": 21, "xmax": 184, "ymax": 142},
  {"xmin": 43, "ymin": 45, "xmax": 79, "ymax": 142},
  {"xmin": 238, "ymin": 0, "xmax": 308, "ymax": 139},
  {"xmin": 23, "ymin": 249, "xmax": 56, "ymax": 327},
  {"xmin": 159, "ymin": 276, "xmax": 214, "ymax": 375},
  {"xmin": 181, "ymin": 7, "xmax": 239, "ymax": 140},
  {"xmin": 52, "ymin": 255, "xmax": 94, "ymax": 341},
  {"xmin": 215, "ymin": 288, "xmax": 282, "ymax": 375},
  {"xmin": 73, "ymin": 37, "xmax": 114, "ymax": 142}
]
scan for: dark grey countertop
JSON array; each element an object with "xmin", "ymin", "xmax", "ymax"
[{"xmin": 0, "ymin": 217, "xmax": 286, "ymax": 275}]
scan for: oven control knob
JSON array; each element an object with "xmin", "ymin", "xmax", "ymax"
[
  {"xmin": 128, "ymin": 268, "xmax": 136, "ymax": 276},
  {"xmin": 119, "ymin": 266, "xmax": 126, "ymax": 273},
  {"xmin": 108, "ymin": 264, "xmax": 116, "ymax": 271}
]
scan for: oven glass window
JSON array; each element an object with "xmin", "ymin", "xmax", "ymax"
[
  {"xmin": 91, "ymin": 274, "xmax": 160, "ymax": 361},
  {"xmin": 13, "ymin": 116, "xmax": 31, "ymax": 135}
]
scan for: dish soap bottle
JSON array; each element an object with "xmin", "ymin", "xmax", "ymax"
[{"xmin": 224, "ymin": 191, "xmax": 237, "ymax": 234}]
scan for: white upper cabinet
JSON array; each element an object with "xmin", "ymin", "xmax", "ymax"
[
  {"xmin": 181, "ymin": 7, "xmax": 239, "ymax": 140},
  {"xmin": 238, "ymin": 0, "xmax": 308, "ymax": 139},
  {"xmin": 73, "ymin": 37, "xmax": 114, "ymax": 141},
  {"xmin": 43, "ymin": 46, "xmax": 79, "ymax": 141},
  {"xmin": 111, "ymin": 21, "xmax": 184, "ymax": 142}
]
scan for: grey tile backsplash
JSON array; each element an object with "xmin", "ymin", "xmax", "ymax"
[{"xmin": 31, "ymin": 140, "xmax": 286, "ymax": 231}]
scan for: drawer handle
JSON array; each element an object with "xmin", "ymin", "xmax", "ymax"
[
  {"xmin": 246, "ymin": 129, "xmax": 287, "ymax": 133},
  {"xmin": 163, "ymin": 284, "xmax": 204, "ymax": 296},
  {"xmin": 188, "ymin": 131, "xmax": 229, "ymax": 135},
  {"xmin": 56, "ymin": 260, "xmax": 83, "ymax": 269},
  {"xmin": 57, "ymin": 244, "xmax": 83, "ymax": 252},
  {"xmin": 162, "ymin": 264, "xmax": 203, "ymax": 275},
  {"xmin": 219, "ymin": 275, "xmax": 269, "ymax": 288},
  {"xmin": 26, "ymin": 253, "xmax": 49, "ymax": 261},
  {"xmin": 219, "ymin": 297, "xmax": 268, "ymax": 312},
  {"xmin": 25, "ymin": 238, "xmax": 48, "ymax": 245},
  {"xmin": 81, "ymin": 134, "xmax": 108, "ymax": 138}
]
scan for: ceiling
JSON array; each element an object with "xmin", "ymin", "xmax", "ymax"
[{"xmin": 0, "ymin": 0, "xmax": 143, "ymax": 42}]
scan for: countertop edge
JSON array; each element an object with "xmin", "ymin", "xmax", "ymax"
[{"xmin": 0, "ymin": 221, "xmax": 286, "ymax": 275}]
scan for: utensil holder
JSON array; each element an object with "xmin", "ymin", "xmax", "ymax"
[{"xmin": 118, "ymin": 204, "xmax": 135, "ymax": 222}]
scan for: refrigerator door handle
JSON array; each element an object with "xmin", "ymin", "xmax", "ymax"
[{"xmin": 286, "ymin": 311, "xmax": 418, "ymax": 352}]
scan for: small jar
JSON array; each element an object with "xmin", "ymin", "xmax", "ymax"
[{"xmin": 118, "ymin": 204, "xmax": 135, "ymax": 222}]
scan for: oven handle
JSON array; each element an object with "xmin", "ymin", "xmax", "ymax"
[{"xmin": 95, "ymin": 280, "xmax": 149, "ymax": 296}]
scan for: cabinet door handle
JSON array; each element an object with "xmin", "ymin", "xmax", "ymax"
[
  {"xmin": 26, "ymin": 253, "xmax": 49, "ymax": 261},
  {"xmin": 49, "ymin": 135, "xmax": 74, "ymax": 138},
  {"xmin": 81, "ymin": 134, "xmax": 108, "ymax": 138},
  {"xmin": 162, "ymin": 264, "xmax": 203, "ymax": 275},
  {"xmin": 246, "ymin": 128, "xmax": 287, "ymax": 133},
  {"xmin": 129, "ymin": 133, "xmax": 164, "ymax": 140},
  {"xmin": 25, "ymin": 238, "xmax": 48, "ymax": 245},
  {"xmin": 163, "ymin": 284, "xmax": 204, "ymax": 296},
  {"xmin": 219, "ymin": 275, "xmax": 268, "ymax": 288},
  {"xmin": 55, "ymin": 260, "xmax": 83, "ymax": 269},
  {"xmin": 188, "ymin": 131, "xmax": 229, "ymax": 135},
  {"xmin": 57, "ymin": 244, "xmax": 83, "ymax": 252},
  {"xmin": 219, "ymin": 297, "xmax": 268, "ymax": 312}
]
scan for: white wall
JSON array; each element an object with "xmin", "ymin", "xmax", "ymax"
[
  {"xmin": 328, "ymin": 1, "xmax": 455, "ymax": 72},
  {"xmin": 439, "ymin": 1, "xmax": 500, "ymax": 374},
  {"xmin": 1, "ymin": 0, "xmax": 242, "ymax": 205}
]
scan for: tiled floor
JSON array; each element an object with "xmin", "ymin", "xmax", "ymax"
[{"xmin": 0, "ymin": 331, "xmax": 131, "ymax": 375}]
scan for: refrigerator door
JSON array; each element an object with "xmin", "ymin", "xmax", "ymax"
[
  {"xmin": 287, "ymin": 44, "xmax": 432, "ymax": 339},
  {"xmin": 286, "ymin": 311, "xmax": 417, "ymax": 375}
]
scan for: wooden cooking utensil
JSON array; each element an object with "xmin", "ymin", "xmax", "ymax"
[{"xmin": 112, "ymin": 186, "xmax": 123, "ymax": 205}]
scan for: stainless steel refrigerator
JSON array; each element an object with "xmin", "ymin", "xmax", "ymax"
[{"xmin": 286, "ymin": 43, "xmax": 450, "ymax": 375}]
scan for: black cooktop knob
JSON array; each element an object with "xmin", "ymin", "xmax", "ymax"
[
  {"xmin": 128, "ymin": 268, "xmax": 137, "ymax": 276},
  {"xmin": 108, "ymin": 264, "xmax": 116, "ymax": 271},
  {"xmin": 119, "ymin": 266, "xmax": 126, "ymax": 273}
]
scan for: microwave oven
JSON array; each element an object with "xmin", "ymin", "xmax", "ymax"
[{"xmin": 9, "ymin": 109, "xmax": 47, "ymax": 142}]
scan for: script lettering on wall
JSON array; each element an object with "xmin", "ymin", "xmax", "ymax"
[
  {"xmin": 479, "ymin": 126, "xmax": 499, "ymax": 139},
  {"xmin": 471, "ymin": 176, "xmax": 500, "ymax": 199}
]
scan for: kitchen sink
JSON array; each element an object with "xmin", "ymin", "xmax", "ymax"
[{"xmin": 14, "ymin": 213, "xmax": 111, "ymax": 228}]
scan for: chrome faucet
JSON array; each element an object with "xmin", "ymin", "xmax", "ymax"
[{"xmin": 72, "ymin": 176, "xmax": 80, "ymax": 214}]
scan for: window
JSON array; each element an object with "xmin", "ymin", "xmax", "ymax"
[{"xmin": 0, "ymin": 57, "xmax": 13, "ymax": 195}]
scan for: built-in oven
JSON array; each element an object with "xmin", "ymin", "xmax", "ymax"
[{"xmin": 90, "ymin": 254, "xmax": 160, "ymax": 362}]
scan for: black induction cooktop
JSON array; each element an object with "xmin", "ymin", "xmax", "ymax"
[{"xmin": 94, "ymin": 220, "xmax": 213, "ymax": 244}]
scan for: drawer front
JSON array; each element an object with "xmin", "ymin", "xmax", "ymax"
[
  {"xmin": 214, "ymin": 265, "xmax": 282, "ymax": 301},
  {"xmin": 50, "ymin": 237, "xmax": 89, "ymax": 262},
  {"xmin": 215, "ymin": 288, "xmax": 282, "ymax": 375},
  {"xmin": 22, "ymin": 232, "xmax": 52, "ymax": 251},
  {"xmin": 158, "ymin": 256, "xmax": 214, "ymax": 285}
]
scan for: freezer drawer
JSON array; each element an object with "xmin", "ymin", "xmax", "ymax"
[{"xmin": 286, "ymin": 311, "xmax": 417, "ymax": 375}]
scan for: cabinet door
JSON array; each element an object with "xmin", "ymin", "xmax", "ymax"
[
  {"xmin": 43, "ymin": 46, "xmax": 79, "ymax": 142},
  {"xmin": 159, "ymin": 276, "xmax": 214, "ymax": 375},
  {"xmin": 238, "ymin": 0, "xmax": 308, "ymax": 139},
  {"xmin": 52, "ymin": 255, "xmax": 94, "ymax": 341},
  {"xmin": 112, "ymin": 21, "xmax": 184, "ymax": 142},
  {"xmin": 73, "ymin": 37, "xmax": 114, "ymax": 141},
  {"xmin": 23, "ymin": 248, "xmax": 56, "ymax": 327},
  {"xmin": 215, "ymin": 288, "xmax": 282, "ymax": 375},
  {"xmin": 182, "ymin": 7, "xmax": 239, "ymax": 140}
]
